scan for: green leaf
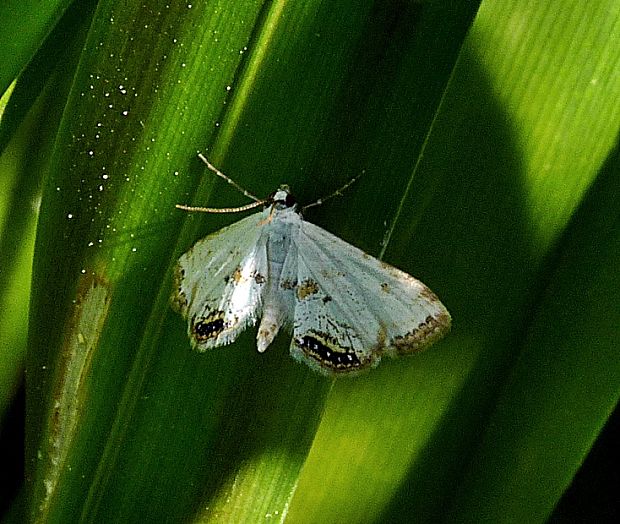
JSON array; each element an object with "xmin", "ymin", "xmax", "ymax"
[
  {"xmin": 12, "ymin": 0, "xmax": 620, "ymax": 522},
  {"xmin": 447, "ymin": 135, "xmax": 620, "ymax": 523},
  {"xmin": 0, "ymin": 0, "xmax": 74, "ymax": 96},
  {"xmin": 288, "ymin": 0, "xmax": 620, "ymax": 522},
  {"xmin": 26, "ymin": 0, "xmax": 388, "ymax": 521},
  {"xmin": 0, "ymin": 0, "xmax": 98, "ymax": 157},
  {"xmin": 0, "ymin": 0, "xmax": 92, "ymax": 422}
]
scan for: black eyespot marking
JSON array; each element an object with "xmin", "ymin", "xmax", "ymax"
[
  {"xmin": 295, "ymin": 334, "xmax": 361, "ymax": 369},
  {"xmin": 194, "ymin": 316, "xmax": 225, "ymax": 340}
]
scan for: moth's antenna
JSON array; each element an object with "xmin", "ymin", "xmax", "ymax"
[
  {"xmin": 176, "ymin": 200, "xmax": 266, "ymax": 214},
  {"xmin": 198, "ymin": 153, "xmax": 261, "ymax": 202},
  {"xmin": 176, "ymin": 154, "xmax": 265, "ymax": 214},
  {"xmin": 302, "ymin": 172, "xmax": 364, "ymax": 211}
]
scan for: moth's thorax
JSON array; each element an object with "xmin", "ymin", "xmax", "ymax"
[
  {"xmin": 264, "ymin": 187, "xmax": 303, "ymax": 258},
  {"xmin": 264, "ymin": 204, "xmax": 301, "ymax": 266}
]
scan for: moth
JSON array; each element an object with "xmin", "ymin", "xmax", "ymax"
[{"xmin": 172, "ymin": 154, "xmax": 451, "ymax": 376}]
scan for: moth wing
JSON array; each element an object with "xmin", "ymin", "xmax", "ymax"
[
  {"xmin": 289, "ymin": 221, "xmax": 451, "ymax": 375},
  {"xmin": 173, "ymin": 211, "xmax": 269, "ymax": 350}
]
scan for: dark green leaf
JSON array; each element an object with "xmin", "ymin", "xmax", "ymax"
[{"xmin": 0, "ymin": 0, "xmax": 74, "ymax": 95}]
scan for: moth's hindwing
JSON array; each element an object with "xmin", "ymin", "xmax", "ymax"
[
  {"xmin": 173, "ymin": 211, "xmax": 269, "ymax": 350},
  {"xmin": 288, "ymin": 221, "xmax": 451, "ymax": 376}
]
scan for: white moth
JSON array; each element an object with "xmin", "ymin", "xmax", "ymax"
[{"xmin": 172, "ymin": 154, "xmax": 451, "ymax": 376}]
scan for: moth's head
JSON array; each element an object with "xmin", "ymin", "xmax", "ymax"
[{"xmin": 269, "ymin": 185, "xmax": 297, "ymax": 210}]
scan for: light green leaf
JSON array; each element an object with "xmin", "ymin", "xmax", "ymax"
[{"xmin": 288, "ymin": 0, "xmax": 620, "ymax": 522}]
